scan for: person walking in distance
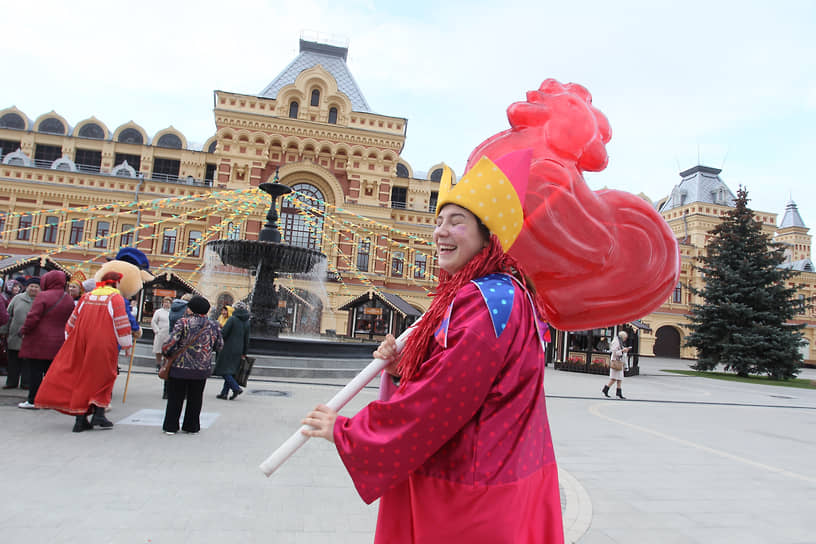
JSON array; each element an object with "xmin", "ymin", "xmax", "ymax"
[{"xmin": 602, "ymin": 330, "xmax": 630, "ymax": 399}]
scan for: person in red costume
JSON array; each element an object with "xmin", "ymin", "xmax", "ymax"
[
  {"xmin": 302, "ymin": 149, "xmax": 564, "ymax": 543},
  {"xmin": 35, "ymin": 271, "xmax": 133, "ymax": 432}
]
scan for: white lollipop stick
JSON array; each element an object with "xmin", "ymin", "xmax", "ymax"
[{"xmin": 259, "ymin": 322, "xmax": 416, "ymax": 477}]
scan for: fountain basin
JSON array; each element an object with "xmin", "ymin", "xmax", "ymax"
[{"xmin": 207, "ymin": 240, "xmax": 325, "ymax": 273}]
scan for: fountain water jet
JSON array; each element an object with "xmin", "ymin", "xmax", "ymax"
[{"xmin": 207, "ymin": 182, "xmax": 326, "ymax": 338}]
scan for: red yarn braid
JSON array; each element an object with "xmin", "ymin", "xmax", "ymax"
[{"xmin": 396, "ymin": 235, "xmax": 545, "ymax": 384}]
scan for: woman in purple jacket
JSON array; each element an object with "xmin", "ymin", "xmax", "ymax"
[{"xmin": 17, "ymin": 271, "xmax": 75, "ymax": 409}]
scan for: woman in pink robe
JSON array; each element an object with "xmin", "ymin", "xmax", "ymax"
[{"xmin": 303, "ymin": 151, "xmax": 563, "ymax": 543}]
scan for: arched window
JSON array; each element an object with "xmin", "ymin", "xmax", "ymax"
[
  {"xmin": 78, "ymin": 123, "xmax": 105, "ymax": 139},
  {"xmin": 2, "ymin": 149, "xmax": 30, "ymax": 166},
  {"xmin": 310, "ymin": 89, "xmax": 320, "ymax": 106},
  {"xmin": 207, "ymin": 140, "xmax": 218, "ymax": 153},
  {"xmin": 281, "ymin": 183, "xmax": 325, "ymax": 250},
  {"xmin": 112, "ymin": 161, "xmax": 137, "ymax": 177},
  {"xmin": 396, "ymin": 163, "xmax": 409, "ymax": 178},
  {"xmin": 328, "ymin": 107, "xmax": 338, "ymax": 124},
  {"xmin": 38, "ymin": 117, "xmax": 65, "ymax": 135},
  {"xmin": 156, "ymin": 133, "xmax": 182, "ymax": 149},
  {"xmin": 430, "ymin": 168, "xmax": 444, "ymax": 182},
  {"xmin": 0, "ymin": 113, "xmax": 25, "ymax": 130},
  {"xmin": 118, "ymin": 128, "xmax": 144, "ymax": 145},
  {"xmin": 289, "ymin": 101, "xmax": 299, "ymax": 119}
]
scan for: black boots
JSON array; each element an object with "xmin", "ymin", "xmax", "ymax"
[
  {"xmin": 72, "ymin": 415, "xmax": 92, "ymax": 433},
  {"xmin": 74, "ymin": 406, "xmax": 114, "ymax": 431},
  {"xmin": 90, "ymin": 405, "xmax": 114, "ymax": 429},
  {"xmin": 603, "ymin": 385, "xmax": 627, "ymax": 399}
]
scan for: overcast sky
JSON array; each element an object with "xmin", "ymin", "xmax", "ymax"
[{"xmin": 3, "ymin": 0, "xmax": 815, "ymax": 231}]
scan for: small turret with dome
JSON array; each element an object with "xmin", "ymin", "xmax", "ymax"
[{"xmin": 776, "ymin": 198, "xmax": 813, "ymax": 270}]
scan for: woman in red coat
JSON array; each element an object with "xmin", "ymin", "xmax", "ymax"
[
  {"xmin": 35, "ymin": 271, "xmax": 133, "ymax": 432},
  {"xmin": 302, "ymin": 151, "xmax": 564, "ymax": 543},
  {"xmin": 18, "ymin": 270, "xmax": 75, "ymax": 409}
]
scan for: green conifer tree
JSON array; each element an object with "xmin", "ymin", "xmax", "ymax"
[{"xmin": 685, "ymin": 187, "xmax": 805, "ymax": 379}]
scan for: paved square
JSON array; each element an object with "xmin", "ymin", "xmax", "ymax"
[{"xmin": 1, "ymin": 356, "xmax": 814, "ymax": 543}]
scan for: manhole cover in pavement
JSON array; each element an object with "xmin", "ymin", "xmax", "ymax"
[{"xmin": 250, "ymin": 389, "xmax": 291, "ymax": 397}]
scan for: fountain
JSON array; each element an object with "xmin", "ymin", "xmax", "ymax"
[{"xmin": 207, "ymin": 181, "xmax": 326, "ymax": 338}]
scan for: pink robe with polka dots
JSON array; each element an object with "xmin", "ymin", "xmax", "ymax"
[{"xmin": 334, "ymin": 277, "xmax": 563, "ymax": 543}]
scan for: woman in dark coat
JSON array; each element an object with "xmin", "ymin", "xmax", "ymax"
[
  {"xmin": 213, "ymin": 302, "xmax": 250, "ymax": 400},
  {"xmin": 18, "ymin": 270, "xmax": 76, "ymax": 409}
]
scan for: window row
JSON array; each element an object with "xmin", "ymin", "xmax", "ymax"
[
  {"xmin": 0, "ymin": 213, "xmax": 202, "ymax": 257},
  {"xmin": 0, "ymin": 141, "xmax": 215, "ymax": 184},
  {"xmin": 355, "ymin": 240, "xmax": 432, "ymax": 279}
]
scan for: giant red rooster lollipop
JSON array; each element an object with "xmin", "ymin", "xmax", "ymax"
[{"xmin": 467, "ymin": 79, "xmax": 679, "ymax": 330}]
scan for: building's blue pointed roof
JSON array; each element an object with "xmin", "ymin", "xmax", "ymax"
[
  {"xmin": 659, "ymin": 165, "xmax": 736, "ymax": 213},
  {"xmin": 779, "ymin": 258, "xmax": 814, "ymax": 272},
  {"xmin": 779, "ymin": 199, "xmax": 807, "ymax": 229},
  {"xmin": 259, "ymin": 39, "xmax": 371, "ymax": 113}
]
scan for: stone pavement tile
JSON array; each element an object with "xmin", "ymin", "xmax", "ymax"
[
  {"xmin": 572, "ymin": 530, "xmax": 622, "ymax": 544},
  {"xmin": 588, "ymin": 511, "xmax": 693, "ymax": 530},
  {"xmin": 677, "ymin": 527, "xmax": 780, "ymax": 544},
  {"xmin": 600, "ymin": 528, "xmax": 698, "ymax": 543}
]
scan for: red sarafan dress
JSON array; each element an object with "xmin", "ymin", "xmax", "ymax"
[
  {"xmin": 35, "ymin": 286, "xmax": 132, "ymax": 414},
  {"xmin": 334, "ymin": 274, "xmax": 563, "ymax": 544}
]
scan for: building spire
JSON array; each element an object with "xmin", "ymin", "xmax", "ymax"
[{"xmin": 780, "ymin": 198, "xmax": 806, "ymax": 229}]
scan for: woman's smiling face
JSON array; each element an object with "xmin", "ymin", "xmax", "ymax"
[{"xmin": 434, "ymin": 204, "xmax": 489, "ymax": 274}]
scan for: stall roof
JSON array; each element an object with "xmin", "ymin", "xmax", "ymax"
[
  {"xmin": 338, "ymin": 289, "xmax": 422, "ymax": 318},
  {"xmin": 144, "ymin": 271, "xmax": 200, "ymax": 295},
  {"xmin": 0, "ymin": 254, "xmax": 71, "ymax": 277}
]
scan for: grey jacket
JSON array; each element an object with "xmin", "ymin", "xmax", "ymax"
[{"xmin": 0, "ymin": 292, "xmax": 36, "ymax": 350}]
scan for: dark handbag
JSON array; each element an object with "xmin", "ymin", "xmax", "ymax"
[
  {"xmin": 236, "ymin": 356, "xmax": 255, "ymax": 387},
  {"xmin": 158, "ymin": 325, "xmax": 208, "ymax": 380}
]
